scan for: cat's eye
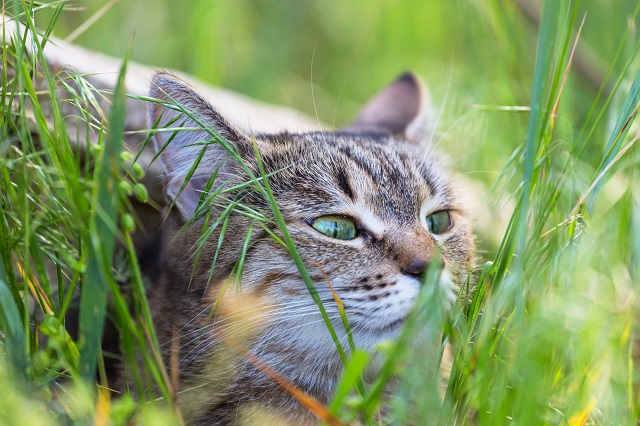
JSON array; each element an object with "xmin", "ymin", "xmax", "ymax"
[
  {"xmin": 426, "ymin": 211, "xmax": 452, "ymax": 234},
  {"xmin": 309, "ymin": 216, "xmax": 357, "ymax": 240}
]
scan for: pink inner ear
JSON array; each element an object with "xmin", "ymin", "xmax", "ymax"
[{"xmin": 346, "ymin": 72, "xmax": 425, "ymax": 136}]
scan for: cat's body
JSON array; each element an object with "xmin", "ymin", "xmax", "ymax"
[{"xmin": 132, "ymin": 72, "xmax": 474, "ymax": 425}]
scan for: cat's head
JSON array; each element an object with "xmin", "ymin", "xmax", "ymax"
[{"xmin": 147, "ymin": 72, "xmax": 474, "ymax": 351}]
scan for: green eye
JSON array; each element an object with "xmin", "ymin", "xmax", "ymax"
[
  {"xmin": 426, "ymin": 211, "xmax": 452, "ymax": 234},
  {"xmin": 310, "ymin": 216, "xmax": 357, "ymax": 240}
]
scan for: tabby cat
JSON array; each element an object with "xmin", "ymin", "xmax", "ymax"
[{"xmin": 139, "ymin": 72, "xmax": 474, "ymax": 425}]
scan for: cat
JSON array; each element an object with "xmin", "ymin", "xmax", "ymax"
[{"xmin": 136, "ymin": 71, "xmax": 475, "ymax": 425}]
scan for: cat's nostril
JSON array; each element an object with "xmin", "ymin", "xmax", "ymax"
[{"xmin": 401, "ymin": 260, "xmax": 428, "ymax": 278}]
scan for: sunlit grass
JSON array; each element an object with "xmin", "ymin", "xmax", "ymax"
[{"xmin": 1, "ymin": 0, "xmax": 640, "ymax": 425}]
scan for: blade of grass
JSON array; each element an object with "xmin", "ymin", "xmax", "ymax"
[
  {"xmin": 249, "ymin": 137, "xmax": 349, "ymax": 365},
  {"xmin": 512, "ymin": 0, "xmax": 563, "ymax": 288},
  {"xmin": 586, "ymin": 68, "xmax": 640, "ymax": 210},
  {"xmin": 77, "ymin": 37, "xmax": 130, "ymax": 381},
  {"xmin": 0, "ymin": 254, "xmax": 27, "ymax": 381}
]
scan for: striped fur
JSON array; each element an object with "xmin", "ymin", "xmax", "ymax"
[{"xmin": 136, "ymin": 72, "xmax": 474, "ymax": 425}]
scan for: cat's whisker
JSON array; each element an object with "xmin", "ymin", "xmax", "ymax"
[
  {"xmin": 433, "ymin": 110, "xmax": 480, "ymax": 160},
  {"xmin": 180, "ymin": 314, "xmax": 337, "ymax": 368},
  {"xmin": 274, "ymin": 79, "xmax": 315, "ymax": 133},
  {"xmin": 249, "ymin": 317, "xmax": 330, "ymax": 355},
  {"xmin": 231, "ymin": 317, "xmax": 341, "ymax": 388},
  {"xmin": 309, "ymin": 42, "xmax": 325, "ymax": 141},
  {"xmin": 167, "ymin": 301, "xmax": 217, "ymax": 338},
  {"xmin": 428, "ymin": 62, "xmax": 454, "ymax": 151},
  {"xmin": 331, "ymin": 79, "xmax": 347, "ymax": 131},
  {"xmin": 176, "ymin": 305, "xmax": 324, "ymax": 349},
  {"xmin": 249, "ymin": 316, "xmax": 341, "ymax": 360},
  {"xmin": 173, "ymin": 304, "xmax": 323, "ymax": 348}
]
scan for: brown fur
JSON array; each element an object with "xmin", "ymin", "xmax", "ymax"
[{"xmin": 125, "ymin": 72, "xmax": 474, "ymax": 425}]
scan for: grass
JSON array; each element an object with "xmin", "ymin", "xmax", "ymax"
[{"xmin": 1, "ymin": 0, "xmax": 640, "ymax": 424}]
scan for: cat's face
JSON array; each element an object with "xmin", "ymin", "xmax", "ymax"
[
  {"xmin": 237, "ymin": 132, "xmax": 472, "ymax": 347},
  {"xmin": 148, "ymin": 72, "xmax": 474, "ymax": 359}
]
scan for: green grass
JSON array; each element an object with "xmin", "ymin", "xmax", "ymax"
[{"xmin": 2, "ymin": 0, "xmax": 640, "ymax": 424}]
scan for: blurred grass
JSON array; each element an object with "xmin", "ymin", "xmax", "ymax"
[
  {"xmin": 2, "ymin": 0, "xmax": 640, "ymax": 425},
  {"xmin": 48, "ymin": 0, "xmax": 637, "ymax": 189}
]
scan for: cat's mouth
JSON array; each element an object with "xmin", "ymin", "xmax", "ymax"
[{"xmin": 350, "ymin": 271, "xmax": 457, "ymax": 337}]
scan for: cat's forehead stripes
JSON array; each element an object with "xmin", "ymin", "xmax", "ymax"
[
  {"xmin": 297, "ymin": 132, "xmax": 449, "ymax": 219},
  {"xmin": 334, "ymin": 167, "xmax": 355, "ymax": 201}
]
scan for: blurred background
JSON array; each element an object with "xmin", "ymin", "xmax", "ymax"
[
  {"xmin": 1, "ymin": 3, "xmax": 638, "ymax": 422},
  {"xmin": 46, "ymin": 0, "xmax": 639, "ymax": 252}
]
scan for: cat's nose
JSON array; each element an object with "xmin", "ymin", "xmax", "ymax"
[{"xmin": 401, "ymin": 259, "xmax": 429, "ymax": 278}]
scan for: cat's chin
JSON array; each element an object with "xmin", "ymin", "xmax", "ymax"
[
  {"xmin": 367, "ymin": 310, "xmax": 412, "ymax": 335},
  {"xmin": 352, "ymin": 317, "xmax": 409, "ymax": 348}
]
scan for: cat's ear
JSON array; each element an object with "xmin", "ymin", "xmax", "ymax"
[
  {"xmin": 148, "ymin": 72, "xmax": 250, "ymax": 220},
  {"xmin": 344, "ymin": 72, "xmax": 434, "ymax": 141}
]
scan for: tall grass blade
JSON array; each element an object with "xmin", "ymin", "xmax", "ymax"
[
  {"xmin": 0, "ymin": 257, "xmax": 27, "ymax": 381},
  {"xmin": 514, "ymin": 0, "xmax": 563, "ymax": 275},
  {"xmin": 586, "ymin": 68, "xmax": 640, "ymax": 210},
  {"xmin": 249, "ymin": 138, "xmax": 349, "ymax": 364},
  {"xmin": 77, "ymin": 40, "xmax": 130, "ymax": 381}
]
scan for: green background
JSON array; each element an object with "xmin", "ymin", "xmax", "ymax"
[{"xmin": 49, "ymin": 0, "xmax": 637, "ymax": 185}]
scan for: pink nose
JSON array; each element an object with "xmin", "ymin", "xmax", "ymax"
[{"xmin": 401, "ymin": 259, "xmax": 429, "ymax": 278}]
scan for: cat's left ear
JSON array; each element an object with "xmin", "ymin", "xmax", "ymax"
[
  {"xmin": 148, "ymin": 72, "xmax": 252, "ymax": 220},
  {"xmin": 344, "ymin": 72, "xmax": 434, "ymax": 142}
]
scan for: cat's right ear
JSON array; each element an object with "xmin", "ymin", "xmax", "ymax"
[
  {"xmin": 148, "ymin": 72, "xmax": 250, "ymax": 220},
  {"xmin": 344, "ymin": 72, "xmax": 434, "ymax": 142}
]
